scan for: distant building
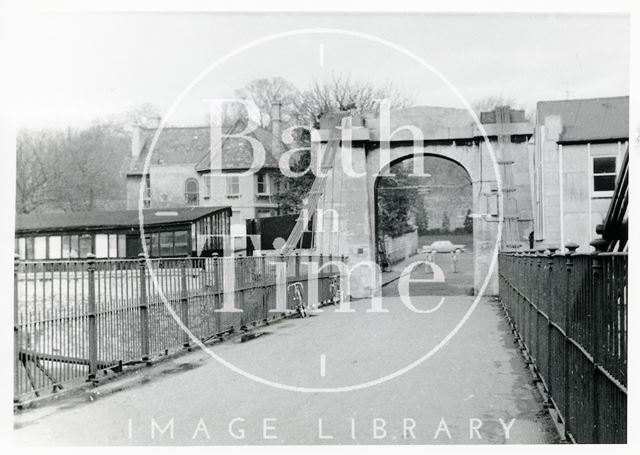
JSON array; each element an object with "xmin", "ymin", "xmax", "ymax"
[
  {"xmin": 15, "ymin": 207, "xmax": 231, "ymax": 259},
  {"xmin": 126, "ymin": 105, "xmax": 287, "ymax": 253},
  {"xmin": 531, "ymin": 96, "xmax": 629, "ymax": 252}
]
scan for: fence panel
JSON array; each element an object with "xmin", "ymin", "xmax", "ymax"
[
  {"xmin": 14, "ymin": 254, "xmax": 344, "ymax": 402},
  {"xmin": 498, "ymin": 250, "xmax": 627, "ymax": 444}
]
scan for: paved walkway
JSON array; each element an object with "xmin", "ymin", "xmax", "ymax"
[
  {"xmin": 14, "ymin": 293, "xmax": 557, "ymax": 445},
  {"xmin": 381, "ymin": 250, "xmax": 475, "ymax": 296}
]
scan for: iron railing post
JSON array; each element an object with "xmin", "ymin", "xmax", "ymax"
[
  {"xmin": 180, "ymin": 256, "xmax": 190, "ymax": 348},
  {"xmin": 86, "ymin": 253, "xmax": 98, "ymax": 380},
  {"xmin": 563, "ymin": 242, "xmax": 579, "ymax": 439},
  {"xmin": 546, "ymin": 245, "xmax": 558, "ymax": 403},
  {"xmin": 590, "ymin": 237, "xmax": 608, "ymax": 443},
  {"xmin": 138, "ymin": 253, "xmax": 150, "ymax": 362},
  {"xmin": 14, "ymin": 254, "xmax": 20, "ymax": 400}
]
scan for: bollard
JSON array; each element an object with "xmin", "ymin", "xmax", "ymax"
[
  {"xmin": 138, "ymin": 253, "xmax": 150, "ymax": 362},
  {"xmin": 86, "ymin": 253, "xmax": 98, "ymax": 380}
]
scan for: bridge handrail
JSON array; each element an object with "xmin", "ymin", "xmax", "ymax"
[
  {"xmin": 13, "ymin": 253, "xmax": 346, "ymax": 402},
  {"xmin": 498, "ymin": 247, "xmax": 627, "ymax": 443}
]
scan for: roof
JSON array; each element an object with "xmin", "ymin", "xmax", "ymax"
[
  {"xmin": 16, "ymin": 207, "xmax": 230, "ymax": 234},
  {"xmin": 537, "ymin": 96, "xmax": 629, "ymax": 143},
  {"xmin": 128, "ymin": 120, "xmax": 281, "ymax": 175}
]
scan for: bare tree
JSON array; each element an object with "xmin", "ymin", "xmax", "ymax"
[
  {"xmin": 294, "ymin": 74, "xmax": 412, "ymax": 128},
  {"xmin": 52, "ymin": 123, "xmax": 128, "ymax": 211},
  {"xmin": 15, "ymin": 129, "xmax": 63, "ymax": 214},
  {"xmin": 235, "ymin": 77, "xmax": 301, "ymax": 127}
]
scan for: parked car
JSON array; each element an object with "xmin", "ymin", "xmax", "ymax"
[{"xmin": 421, "ymin": 240, "xmax": 466, "ymax": 253}]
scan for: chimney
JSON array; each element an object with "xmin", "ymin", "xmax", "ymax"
[
  {"xmin": 131, "ymin": 125, "xmax": 142, "ymax": 159},
  {"xmin": 271, "ymin": 102, "xmax": 282, "ymax": 158}
]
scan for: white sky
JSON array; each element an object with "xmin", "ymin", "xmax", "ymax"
[{"xmin": 11, "ymin": 12, "xmax": 630, "ymax": 128}]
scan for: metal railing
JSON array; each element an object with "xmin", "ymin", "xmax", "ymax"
[
  {"xmin": 498, "ymin": 248, "xmax": 627, "ymax": 443},
  {"xmin": 14, "ymin": 253, "xmax": 345, "ymax": 402}
]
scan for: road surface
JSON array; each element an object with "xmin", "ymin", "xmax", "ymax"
[{"xmin": 14, "ymin": 293, "xmax": 557, "ymax": 445}]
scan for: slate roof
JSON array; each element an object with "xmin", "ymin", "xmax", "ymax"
[
  {"xmin": 16, "ymin": 207, "xmax": 230, "ymax": 234},
  {"xmin": 128, "ymin": 120, "xmax": 281, "ymax": 175},
  {"xmin": 537, "ymin": 96, "xmax": 629, "ymax": 143}
]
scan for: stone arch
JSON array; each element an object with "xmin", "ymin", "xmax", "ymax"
[{"xmin": 365, "ymin": 142, "xmax": 499, "ymax": 295}]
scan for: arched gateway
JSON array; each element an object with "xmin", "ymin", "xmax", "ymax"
[{"xmin": 311, "ymin": 106, "xmax": 534, "ymax": 299}]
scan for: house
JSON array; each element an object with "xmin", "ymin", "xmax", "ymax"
[
  {"xmin": 15, "ymin": 206, "xmax": 231, "ymax": 259},
  {"xmin": 531, "ymin": 96, "xmax": 629, "ymax": 252},
  {"xmin": 126, "ymin": 105, "xmax": 287, "ymax": 253}
]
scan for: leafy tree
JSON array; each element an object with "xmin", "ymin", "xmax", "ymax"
[
  {"xmin": 376, "ymin": 163, "xmax": 419, "ymax": 238},
  {"xmin": 415, "ymin": 196, "xmax": 429, "ymax": 235},
  {"xmin": 441, "ymin": 211, "xmax": 451, "ymax": 232},
  {"xmin": 463, "ymin": 208, "xmax": 473, "ymax": 234}
]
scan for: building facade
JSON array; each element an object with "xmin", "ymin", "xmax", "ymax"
[
  {"xmin": 531, "ymin": 96, "xmax": 629, "ymax": 252},
  {"xmin": 126, "ymin": 107, "xmax": 286, "ymax": 252},
  {"xmin": 15, "ymin": 207, "xmax": 231, "ymax": 260}
]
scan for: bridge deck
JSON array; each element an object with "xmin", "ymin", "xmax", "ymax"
[{"xmin": 14, "ymin": 295, "xmax": 557, "ymax": 445}]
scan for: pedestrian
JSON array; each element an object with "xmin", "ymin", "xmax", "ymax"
[
  {"xmin": 426, "ymin": 249, "xmax": 435, "ymax": 263},
  {"xmin": 451, "ymin": 248, "xmax": 461, "ymax": 273}
]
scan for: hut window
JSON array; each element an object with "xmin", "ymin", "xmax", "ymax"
[
  {"xmin": 79, "ymin": 235, "xmax": 92, "ymax": 258},
  {"xmin": 69, "ymin": 235, "xmax": 79, "ymax": 258},
  {"xmin": 118, "ymin": 235, "xmax": 127, "ymax": 257},
  {"xmin": 16, "ymin": 238, "xmax": 26, "ymax": 260},
  {"xmin": 108, "ymin": 234, "xmax": 118, "ymax": 258},
  {"xmin": 96, "ymin": 234, "xmax": 109, "ymax": 258},
  {"xmin": 160, "ymin": 231, "xmax": 174, "ymax": 256},
  {"xmin": 151, "ymin": 233, "xmax": 160, "ymax": 257},
  {"xmin": 174, "ymin": 231, "xmax": 189, "ymax": 256},
  {"xmin": 34, "ymin": 236, "xmax": 47, "ymax": 260},
  {"xmin": 25, "ymin": 237, "xmax": 35, "ymax": 260},
  {"xmin": 49, "ymin": 236, "xmax": 62, "ymax": 259},
  {"xmin": 185, "ymin": 178, "xmax": 199, "ymax": 205}
]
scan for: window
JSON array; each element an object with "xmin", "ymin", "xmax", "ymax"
[
  {"xmin": 69, "ymin": 235, "xmax": 79, "ymax": 258},
  {"xmin": 185, "ymin": 178, "xmax": 199, "ymax": 205},
  {"xmin": 79, "ymin": 235, "xmax": 92, "ymax": 258},
  {"xmin": 62, "ymin": 235, "xmax": 80, "ymax": 258},
  {"xmin": 95, "ymin": 234, "xmax": 109, "ymax": 258},
  {"xmin": 174, "ymin": 231, "xmax": 189, "ymax": 256},
  {"xmin": 118, "ymin": 235, "xmax": 127, "ymax": 258},
  {"xmin": 160, "ymin": 231, "xmax": 174, "ymax": 256},
  {"xmin": 592, "ymin": 156, "xmax": 617, "ymax": 195},
  {"xmin": 204, "ymin": 174, "xmax": 212, "ymax": 199},
  {"xmin": 25, "ymin": 237, "xmax": 34, "ymax": 260},
  {"xmin": 227, "ymin": 175, "xmax": 240, "ymax": 196},
  {"xmin": 34, "ymin": 236, "xmax": 47, "ymax": 260},
  {"xmin": 256, "ymin": 173, "xmax": 269, "ymax": 194},
  {"xmin": 151, "ymin": 233, "xmax": 160, "ymax": 257},
  {"xmin": 16, "ymin": 238, "xmax": 26, "ymax": 260},
  {"xmin": 48, "ymin": 236, "xmax": 62, "ymax": 259},
  {"xmin": 108, "ymin": 234, "xmax": 118, "ymax": 258},
  {"xmin": 143, "ymin": 174, "xmax": 151, "ymax": 208}
]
